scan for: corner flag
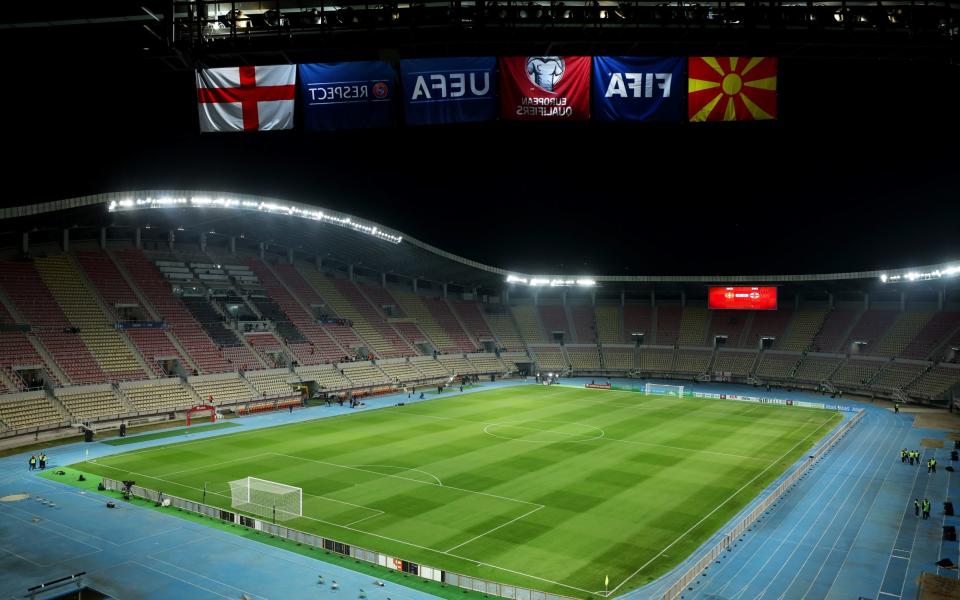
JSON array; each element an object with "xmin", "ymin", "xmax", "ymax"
[{"xmin": 605, "ymin": 575, "xmax": 609, "ymax": 588}]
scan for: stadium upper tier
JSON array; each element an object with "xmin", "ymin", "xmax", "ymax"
[{"xmin": 0, "ymin": 191, "xmax": 958, "ymax": 437}]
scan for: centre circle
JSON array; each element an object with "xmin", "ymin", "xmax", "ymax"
[{"xmin": 483, "ymin": 420, "xmax": 604, "ymax": 443}]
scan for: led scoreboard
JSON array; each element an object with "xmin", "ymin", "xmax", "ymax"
[{"xmin": 708, "ymin": 286, "xmax": 778, "ymax": 310}]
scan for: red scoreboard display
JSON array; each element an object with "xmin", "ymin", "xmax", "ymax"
[{"xmin": 708, "ymin": 286, "xmax": 778, "ymax": 310}]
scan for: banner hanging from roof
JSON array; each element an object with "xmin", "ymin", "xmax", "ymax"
[
  {"xmin": 688, "ymin": 57, "xmax": 778, "ymax": 122},
  {"xmin": 298, "ymin": 61, "xmax": 397, "ymax": 131},
  {"xmin": 196, "ymin": 65, "xmax": 296, "ymax": 132},
  {"xmin": 499, "ymin": 56, "xmax": 591, "ymax": 121},
  {"xmin": 592, "ymin": 57, "xmax": 685, "ymax": 122},
  {"xmin": 400, "ymin": 57, "xmax": 498, "ymax": 126}
]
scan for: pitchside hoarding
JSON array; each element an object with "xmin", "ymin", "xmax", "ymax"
[
  {"xmin": 708, "ymin": 286, "xmax": 778, "ymax": 310},
  {"xmin": 298, "ymin": 62, "xmax": 396, "ymax": 131},
  {"xmin": 592, "ymin": 57, "xmax": 685, "ymax": 122},
  {"xmin": 400, "ymin": 57, "xmax": 498, "ymax": 125},
  {"xmin": 499, "ymin": 56, "xmax": 591, "ymax": 121}
]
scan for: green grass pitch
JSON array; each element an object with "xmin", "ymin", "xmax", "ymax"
[{"xmin": 74, "ymin": 385, "xmax": 840, "ymax": 597}]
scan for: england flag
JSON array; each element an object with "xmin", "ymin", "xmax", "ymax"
[{"xmin": 196, "ymin": 65, "xmax": 296, "ymax": 132}]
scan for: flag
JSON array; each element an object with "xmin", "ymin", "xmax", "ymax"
[
  {"xmin": 605, "ymin": 575, "xmax": 609, "ymax": 588},
  {"xmin": 298, "ymin": 62, "xmax": 396, "ymax": 131},
  {"xmin": 196, "ymin": 65, "xmax": 296, "ymax": 132},
  {"xmin": 687, "ymin": 57, "xmax": 777, "ymax": 122},
  {"xmin": 499, "ymin": 56, "xmax": 591, "ymax": 121},
  {"xmin": 592, "ymin": 56, "xmax": 685, "ymax": 122},
  {"xmin": 400, "ymin": 57, "xmax": 498, "ymax": 126}
]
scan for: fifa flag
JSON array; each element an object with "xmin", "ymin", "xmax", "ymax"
[
  {"xmin": 299, "ymin": 62, "xmax": 396, "ymax": 131},
  {"xmin": 499, "ymin": 56, "xmax": 591, "ymax": 121},
  {"xmin": 400, "ymin": 57, "xmax": 498, "ymax": 126},
  {"xmin": 688, "ymin": 57, "xmax": 777, "ymax": 122},
  {"xmin": 592, "ymin": 57, "xmax": 685, "ymax": 122},
  {"xmin": 196, "ymin": 65, "xmax": 296, "ymax": 132}
]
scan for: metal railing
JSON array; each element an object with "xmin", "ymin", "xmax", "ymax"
[
  {"xmin": 657, "ymin": 408, "xmax": 864, "ymax": 600},
  {"xmin": 101, "ymin": 478, "xmax": 577, "ymax": 600}
]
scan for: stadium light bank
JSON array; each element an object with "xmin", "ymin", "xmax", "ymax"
[
  {"xmin": 880, "ymin": 265, "xmax": 960, "ymax": 283},
  {"xmin": 506, "ymin": 275, "xmax": 597, "ymax": 287},
  {"xmin": 107, "ymin": 196, "xmax": 403, "ymax": 244}
]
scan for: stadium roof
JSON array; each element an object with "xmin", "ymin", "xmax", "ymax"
[{"xmin": 3, "ymin": 191, "xmax": 959, "ymax": 293}]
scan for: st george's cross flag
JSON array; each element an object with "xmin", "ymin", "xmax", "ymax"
[
  {"xmin": 687, "ymin": 57, "xmax": 777, "ymax": 122},
  {"xmin": 196, "ymin": 65, "xmax": 297, "ymax": 132}
]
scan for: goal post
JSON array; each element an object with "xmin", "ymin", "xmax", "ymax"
[
  {"xmin": 643, "ymin": 383, "xmax": 685, "ymax": 397},
  {"xmin": 228, "ymin": 477, "xmax": 302, "ymax": 522}
]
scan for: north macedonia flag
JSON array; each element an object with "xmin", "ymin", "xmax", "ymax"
[{"xmin": 688, "ymin": 57, "xmax": 777, "ymax": 122}]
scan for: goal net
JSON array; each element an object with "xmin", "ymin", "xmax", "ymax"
[
  {"xmin": 644, "ymin": 383, "xmax": 684, "ymax": 397},
  {"xmin": 228, "ymin": 477, "xmax": 302, "ymax": 522}
]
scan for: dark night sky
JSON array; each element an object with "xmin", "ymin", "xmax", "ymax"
[{"xmin": 3, "ymin": 24, "xmax": 958, "ymax": 276}]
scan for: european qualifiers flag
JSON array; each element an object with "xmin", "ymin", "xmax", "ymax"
[
  {"xmin": 298, "ymin": 61, "xmax": 397, "ymax": 131},
  {"xmin": 688, "ymin": 57, "xmax": 778, "ymax": 122},
  {"xmin": 592, "ymin": 57, "xmax": 685, "ymax": 122},
  {"xmin": 499, "ymin": 56, "xmax": 591, "ymax": 121},
  {"xmin": 400, "ymin": 57, "xmax": 498, "ymax": 126}
]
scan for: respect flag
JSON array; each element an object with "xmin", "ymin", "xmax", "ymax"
[
  {"xmin": 196, "ymin": 65, "xmax": 296, "ymax": 132},
  {"xmin": 688, "ymin": 57, "xmax": 777, "ymax": 122}
]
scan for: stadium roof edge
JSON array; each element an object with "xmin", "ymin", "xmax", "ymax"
[{"xmin": 2, "ymin": 191, "xmax": 957, "ymax": 286}]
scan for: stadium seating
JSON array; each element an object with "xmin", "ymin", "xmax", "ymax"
[
  {"xmin": 793, "ymin": 354, "xmax": 844, "ymax": 383},
  {"xmin": 623, "ymin": 305, "xmax": 653, "ymax": 345},
  {"xmin": 871, "ymin": 361, "xmax": 927, "ymax": 392},
  {"xmin": 465, "ymin": 353, "xmax": 508, "ymax": 374},
  {"xmin": 873, "ymin": 310, "xmax": 935, "ymax": 357},
  {"xmin": 34, "ymin": 255, "xmax": 148, "ymax": 381},
  {"xmin": 537, "ymin": 305, "xmax": 571, "ymax": 342},
  {"xmin": 377, "ymin": 359, "xmax": 426, "ymax": 384},
  {"xmin": 811, "ymin": 309, "xmax": 860, "ymax": 353},
  {"xmin": 119, "ymin": 378, "xmax": 196, "ymax": 413},
  {"xmin": 601, "ymin": 345, "xmax": 635, "ymax": 371},
  {"xmin": 188, "ymin": 373, "xmax": 259, "ymax": 405},
  {"xmin": 530, "ymin": 345, "xmax": 568, "ymax": 371},
  {"xmin": 901, "ymin": 310, "xmax": 960, "ymax": 360},
  {"xmin": 295, "ymin": 364, "xmax": 352, "ymax": 391},
  {"xmin": 437, "ymin": 354, "xmax": 479, "ymax": 375},
  {"xmin": 54, "ymin": 385, "xmax": 129, "ymax": 421},
  {"xmin": 301, "ymin": 269, "xmax": 396, "ymax": 358},
  {"xmin": 497, "ymin": 352, "xmax": 529, "ymax": 373},
  {"xmin": 678, "ymin": 307, "xmax": 710, "ymax": 347},
  {"xmin": 754, "ymin": 352, "xmax": 800, "ymax": 381},
  {"xmin": 707, "ymin": 311, "xmax": 751, "ymax": 348},
  {"xmin": 125, "ymin": 329, "xmax": 192, "ymax": 377},
  {"xmin": 0, "ymin": 300, "xmax": 59, "ymax": 389},
  {"xmin": 269, "ymin": 263, "xmax": 352, "ymax": 364},
  {"xmin": 340, "ymin": 361, "xmax": 390, "ymax": 387},
  {"xmin": 391, "ymin": 289, "xmax": 456, "ymax": 352},
  {"xmin": 451, "ymin": 301, "xmax": 497, "ymax": 347},
  {"xmin": 674, "ymin": 349, "xmax": 712, "ymax": 374},
  {"xmin": 483, "ymin": 310, "xmax": 525, "ymax": 351},
  {"xmin": 566, "ymin": 345, "xmax": 601, "ymax": 370},
  {"xmin": 512, "ymin": 305, "xmax": 549, "ymax": 344},
  {"xmin": 410, "ymin": 356, "xmax": 453, "ymax": 380},
  {"xmin": 424, "ymin": 297, "xmax": 477, "ymax": 352},
  {"xmin": 0, "ymin": 260, "xmax": 102, "ymax": 385},
  {"xmin": 0, "ymin": 391, "xmax": 65, "ymax": 431},
  {"xmin": 742, "ymin": 308, "xmax": 794, "ymax": 349},
  {"xmin": 245, "ymin": 332, "xmax": 286, "ymax": 367},
  {"xmin": 594, "ymin": 305, "xmax": 623, "ymax": 344},
  {"xmin": 906, "ymin": 364, "xmax": 960, "ymax": 400},
  {"xmin": 655, "ymin": 306, "xmax": 682, "ymax": 346},
  {"xmin": 114, "ymin": 249, "xmax": 233, "ymax": 374},
  {"xmin": 712, "ymin": 350, "xmax": 757, "ymax": 377},
  {"xmin": 637, "ymin": 347, "xmax": 675, "ymax": 372},
  {"xmin": 245, "ymin": 369, "xmax": 297, "ymax": 398},
  {"xmin": 568, "ymin": 305, "xmax": 595, "ymax": 343},
  {"xmin": 779, "ymin": 308, "xmax": 828, "ymax": 352},
  {"xmin": 334, "ymin": 280, "xmax": 414, "ymax": 358},
  {"xmin": 832, "ymin": 358, "xmax": 886, "ymax": 388},
  {"xmin": 841, "ymin": 309, "xmax": 899, "ymax": 353}
]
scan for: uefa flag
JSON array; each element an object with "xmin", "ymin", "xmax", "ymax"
[
  {"xmin": 196, "ymin": 65, "xmax": 296, "ymax": 132},
  {"xmin": 687, "ymin": 57, "xmax": 777, "ymax": 122}
]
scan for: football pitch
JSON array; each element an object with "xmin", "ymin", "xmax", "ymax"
[{"xmin": 74, "ymin": 385, "xmax": 841, "ymax": 597}]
